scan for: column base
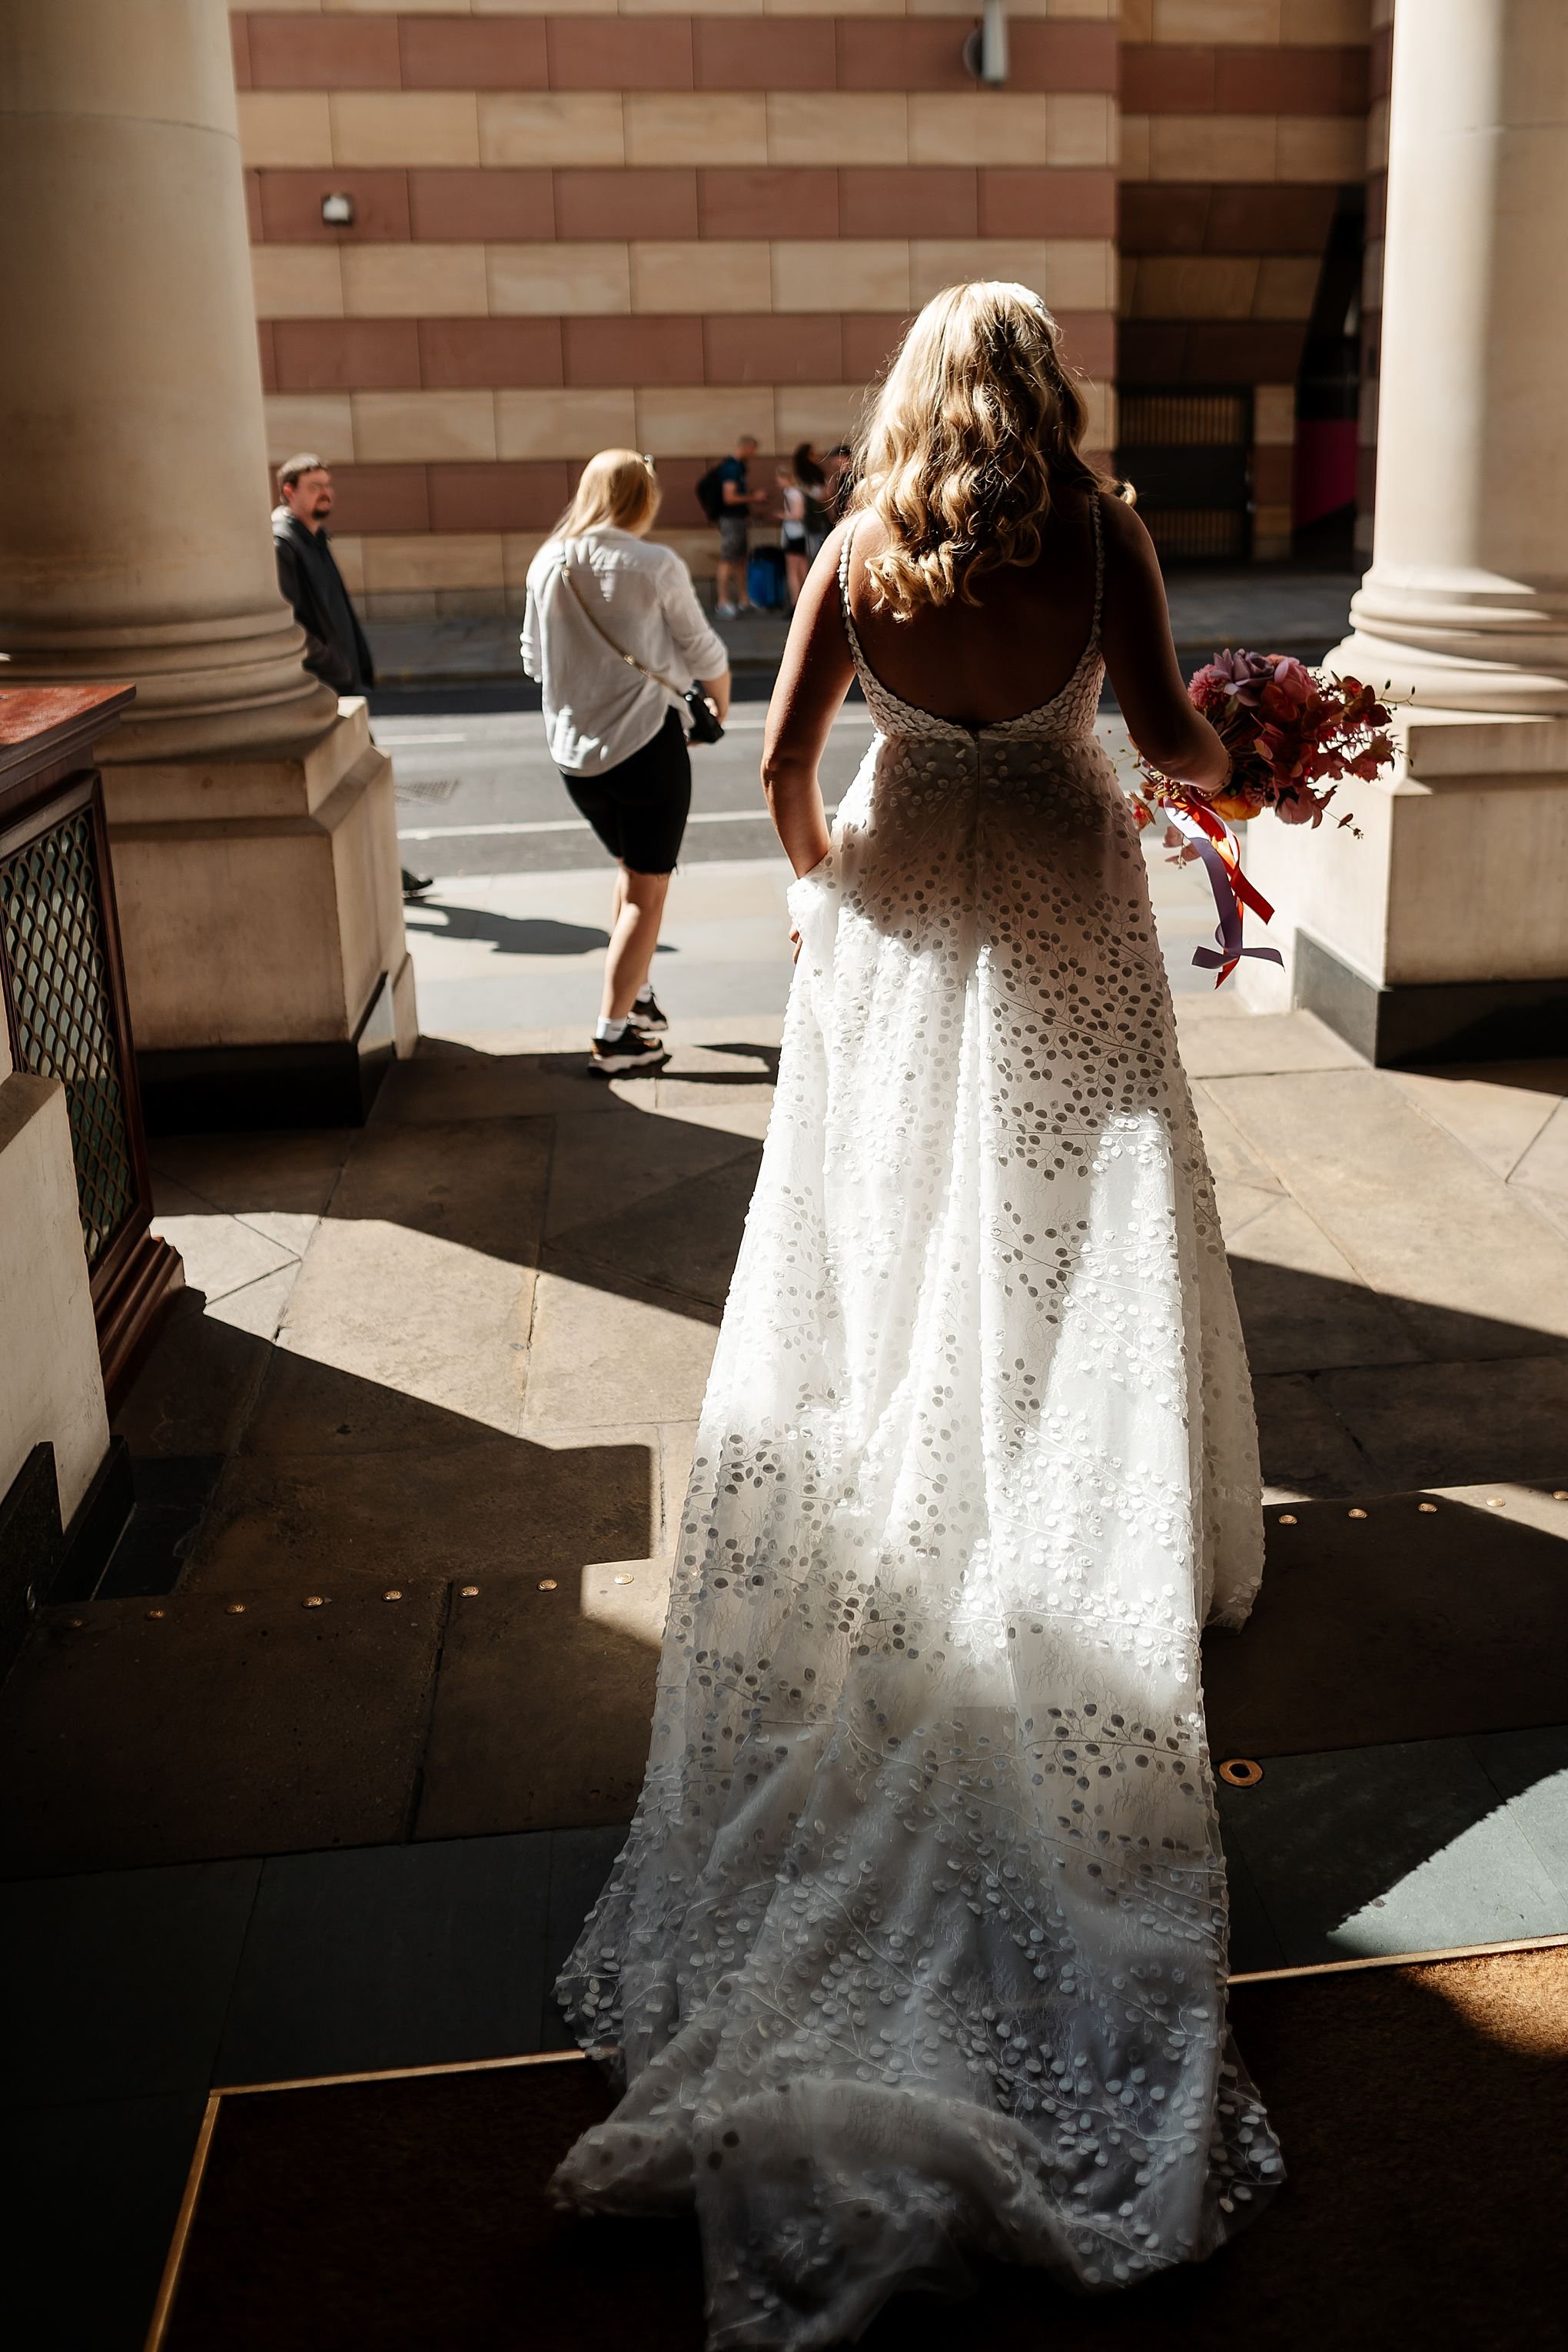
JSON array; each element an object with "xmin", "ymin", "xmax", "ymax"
[
  {"xmin": 1294, "ymin": 932, "xmax": 1568, "ymax": 1068},
  {"xmin": 103, "ymin": 699, "xmax": 418, "ymax": 1128},
  {"xmin": 1237, "ymin": 707, "xmax": 1568, "ymax": 1059},
  {"xmin": 138, "ymin": 961, "xmax": 407, "ymax": 1131}
]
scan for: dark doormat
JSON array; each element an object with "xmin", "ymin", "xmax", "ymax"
[
  {"xmin": 157, "ymin": 1948, "xmax": 1567, "ymax": 2351},
  {"xmin": 1204, "ymin": 1490, "xmax": 1568, "ymax": 1756}
]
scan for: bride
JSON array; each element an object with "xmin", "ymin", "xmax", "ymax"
[{"xmin": 554, "ymin": 281, "xmax": 1281, "ymax": 2344}]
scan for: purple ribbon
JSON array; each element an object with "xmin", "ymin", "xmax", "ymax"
[{"xmin": 1165, "ymin": 809, "xmax": 1284, "ymax": 985}]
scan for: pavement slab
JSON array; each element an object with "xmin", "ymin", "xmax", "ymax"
[
  {"xmin": 1190, "ymin": 1081, "xmax": 1290, "ymax": 1191},
  {"xmin": 1385, "ymin": 1061, "xmax": 1567, "ymax": 1181},
  {"xmin": 0, "ymin": 1589, "xmax": 448, "ymax": 1877},
  {"xmin": 1218, "ymin": 1734, "xmax": 1568, "ymax": 1966},
  {"xmin": 1317, "ymin": 1352, "xmax": 1568, "ymax": 1490},
  {"xmin": 1224, "ymin": 1198, "xmax": 1425, "ymax": 1375},
  {"xmin": 147, "ymin": 1125, "xmax": 353, "ymax": 1233},
  {"xmin": 1173, "ymin": 1004, "xmax": 1365, "ymax": 1078},
  {"xmin": 522, "ymin": 1267, "xmax": 720, "ymax": 1429},
  {"xmin": 415, "ymin": 1566, "xmax": 663, "ymax": 1840},
  {"xmin": 2, "ymin": 1858, "xmax": 260, "ymax": 2108},
  {"xmin": 1208, "ymin": 1065, "xmax": 1568, "ymax": 1357},
  {"xmin": 1251, "ymin": 1370, "xmax": 1370, "ymax": 1495},
  {"xmin": 147, "ymin": 1172, "xmax": 302, "ymax": 1305},
  {"xmin": 111, "ymin": 1288, "xmax": 273, "ymax": 1461},
  {"xmin": 190, "ymin": 1431, "xmax": 654, "ymax": 1590},
  {"xmin": 373, "ymin": 1037, "xmax": 643, "ymax": 1121},
  {"xmin": 543, "ymin": 1105, "xmax": 759, "ymax": 1241},
  {"xmin": 1204, "ymin": 1492, "xmax": 1568, "ymax": 1756},
  {"xmin": 214, "ymin": 1834, "xmax": 554, "ymax": 2089},
  {"xmin": 1510, "ymin": 1094, "xmax": 1568, "ymax": 1195},
  {"xmin": 548, "ymin": 1150, "xmax": 759, "ymax": 1313},
  {"xmin": 280, "ymin": 1223, "xmax": 536, "ymax": 1440}
]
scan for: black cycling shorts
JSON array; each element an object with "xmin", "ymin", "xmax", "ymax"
[{"xmin": 560, "ymin": 707, "xmax": 692, "ymax": 875}]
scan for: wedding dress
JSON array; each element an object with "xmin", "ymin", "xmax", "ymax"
[{"xmin": 554, "ymin": 499, "xmax": 1282, "ymax": 2344}]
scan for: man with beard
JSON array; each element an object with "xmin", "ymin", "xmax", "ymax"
[{"xmin": 272, "ymin": 452, "xmax": 431, "ymax": 902}]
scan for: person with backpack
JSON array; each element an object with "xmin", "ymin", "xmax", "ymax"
[
  {"xmin": 696, "ymin": 434, "xmax": 765, "ymax": 616},
  {"xmin": 522, "ymin": 450, "xmax": 730, "ymax": 1073}
]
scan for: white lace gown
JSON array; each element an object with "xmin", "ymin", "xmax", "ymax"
[{"xmin": 554, "ymin": 507, "xmax": 1283, "ymax": 2345}]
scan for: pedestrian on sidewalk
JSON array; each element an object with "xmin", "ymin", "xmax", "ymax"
[
  {"xmin": 522, "ymin": 450, "xmax": 731, "ymax": 1075},
  {"xmin": 709, "ymin": 434, "xmax": 765, "ymax": 616},
  {"xmin": 776, "ymin": 461, "xmax": 810, "ymax": 607},
  {"xmin": 271, "ymin": 452, "xmax": 432, "ymax": 905}
]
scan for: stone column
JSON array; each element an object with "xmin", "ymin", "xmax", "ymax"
[
  {"xmin": 0, "ymin": 0, "xmax": 415, "ymax": 1119},
  {"xmin": 1238, "ymin": 0, "xmax": 1568, "ymax": 1062}
]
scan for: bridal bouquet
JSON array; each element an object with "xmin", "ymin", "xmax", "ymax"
[{"xmin": 1131, "ymin": 649, "xmax": 1394, "ymax": 984}]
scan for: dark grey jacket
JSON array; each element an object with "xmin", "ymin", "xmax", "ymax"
[{"xmin": 272, "ymin": 510, "xmax": 375, "ymax": 694}]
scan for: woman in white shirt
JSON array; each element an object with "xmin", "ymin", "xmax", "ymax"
[{"xmin": 523, "ymin": 450, "xmax": 731, "ymax": 1073}]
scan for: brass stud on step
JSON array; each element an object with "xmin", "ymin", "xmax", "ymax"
[
  {"xmin": 145, "ymin": 1609, "xmax": 166, "ymax": 1620},
  {"xmin": 538, "ymin": 1579, "xmax": 558, "ymax": 1591},
  {"xmin": 1276, "ymin": 1513, "xmax": 1297, "ymax": 1526},
  {"xmin": 304, "ymin": 1596, "xmax": 325, "ymax": 1609},
  {"xmin": 460, "ymin": 1585, "xmax": 479, "ymax": 1597},
  {"xmin": 613, "ymin": 1573, "xmax": 635, "ymax": 1586},
  {"xmin": 1486, "ymin": 1497, "xmax": 1506, "ymax": 1509},
  {"xmin": 383, "ymin": 1589, "xmax": 402, "ymax": 1603},
  {"xmin": 1418, "ymin": 1502, "xmax": 1437, "ymax": 1513},
  {"xmin": 1347, "ymin": 1508, "xmax": 1367, "ymax": 1520},
  {"xmin": 1218, "ymin": 1758, "xmax": 1264, "ymax": 1789},
  {"xmin": 1555, "ymin": 1490, "xmax": 1568, "ymax": 1502},
  {"xmin": 225, "ymin": 1602, "xmax": 246, "ymax": 1615},
  {"xmin": 68, "ymin": 1617, "xmax": 85, "ymax": 1628}
]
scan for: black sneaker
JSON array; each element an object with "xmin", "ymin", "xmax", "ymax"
[
  {"xmin": 633, "ymin": 986, "xmax": 668, "ymax": 1032},
  {"xmin": 588, "ymin": 1025, "xmax": 669, "ymax": 1076}
]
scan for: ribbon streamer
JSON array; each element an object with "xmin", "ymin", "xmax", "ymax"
[{"xmin": 1162, "ymin": 799, "xmax": 1283, "ymax": 988}]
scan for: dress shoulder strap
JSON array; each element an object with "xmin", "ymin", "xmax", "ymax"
[
  {"xmin": 1088, "ymin": 488, "xmax": 1105, "ymax": 646},
  {"xmin": 837, "ymin": 523, "xmax": 868, "ymax": 669}
]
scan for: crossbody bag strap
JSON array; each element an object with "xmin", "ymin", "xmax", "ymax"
[{"xmin": 558, "ymin": 559, "xmax": 686, "ymax": 699}]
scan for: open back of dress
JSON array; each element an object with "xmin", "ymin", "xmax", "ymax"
[{"xmin": 554, "ymin": 494, "xmax": 1281, "ymax": 2348}]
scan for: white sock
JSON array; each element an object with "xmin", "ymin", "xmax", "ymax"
[{"xmin": 595, "ymin": 1015, "xmax": 628, "ymax": 1043}]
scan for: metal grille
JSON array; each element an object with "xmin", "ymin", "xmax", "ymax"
[
  {"xmin": 1, "ymin": 808, "xmax": 137, "ymax": 1268},
  {"xmin": 1118, "ymin": 392, "xmax": 1251, "ymax": 449}
]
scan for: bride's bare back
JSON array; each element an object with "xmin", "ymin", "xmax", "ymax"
[
  {"xmin": 846, "ymin": 486, "xmax": 1101, "ymax": 726},
  {"xmin": 762, "ymin": 483, "xmax": 1228, "ymax": 877}
]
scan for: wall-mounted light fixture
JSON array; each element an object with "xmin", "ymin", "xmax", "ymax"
[
  {"xmin": 962, "ymin": 0, "xmax": 1009, "ymax": 86},
  {"xmin": 321, "ymin": 191, "xmax": 355, "ymax": 228}
]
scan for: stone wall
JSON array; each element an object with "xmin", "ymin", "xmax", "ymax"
[
  {"xmin": 233, "ymin": 1, "xmax": 1120, "ymax": 615},
  {"xmin": 1118, "ymin": 0, "xmax": 1372, "ymax": 562}
]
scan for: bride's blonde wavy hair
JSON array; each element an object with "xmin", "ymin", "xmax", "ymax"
[{"xmin": 852, "ymin": 281, "xmax": 1108, "ymax": 619}]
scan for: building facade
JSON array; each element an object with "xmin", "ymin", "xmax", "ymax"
[{"xmin": 234, "ymin": 0, "xmax": 1383, "ymax": 616}]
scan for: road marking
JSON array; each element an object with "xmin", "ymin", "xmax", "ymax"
[
  {"xmin": 398, "ymin": 806, "xmax": 835, "ymax": 842},
  {"xmin": 376, "ymin": 731, "xmax": 470, "ymax": 746}
]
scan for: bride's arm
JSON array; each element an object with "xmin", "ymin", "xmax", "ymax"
[
  {"xmin": 761, "ymin": 523, "xmax": 855, "ymax": 877},
  {"xmin": 1098, "ymin": 494, "xmax": 1231, "ymax": 796}
]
